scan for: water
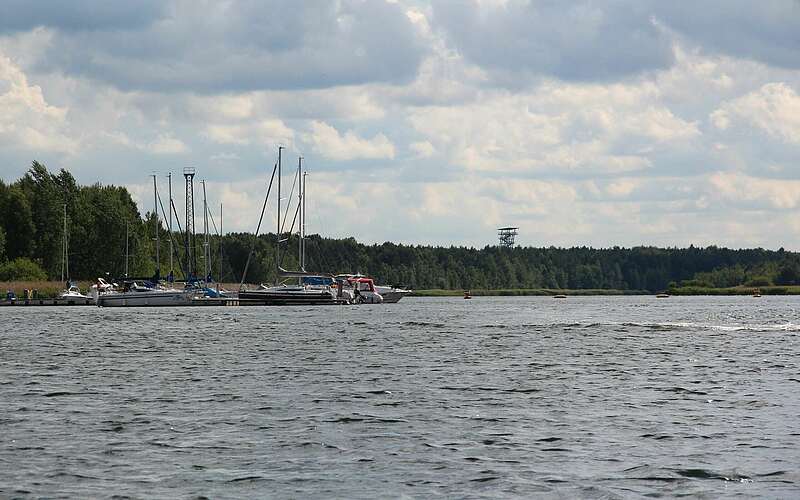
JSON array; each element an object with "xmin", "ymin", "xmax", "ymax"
[{"xmin": 1, "ymin": 296, "xmax": 799, "ymax": 498}]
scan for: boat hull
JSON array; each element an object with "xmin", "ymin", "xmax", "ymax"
[
  {"xmin": 97, "ymin": 291, "xmax": 194, "ymax": 307},
  {"xmin": 378, "ymin": 290, "xmax": 410, "ymax": 303},
  {"xmin": 239, "ymin": 289, "xmax": 345, "ymax": 305}
]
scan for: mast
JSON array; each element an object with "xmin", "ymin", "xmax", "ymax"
[
  {"xmin": 218, "ymin": 203, "xmax": 222, "ymax": 296},
  {"xmin": 125, "ymin": 220, "xmax": 129, "ymax": 277},
  {"xmin": 168, "ymin": 172, "xmax": 173, "ymax": 279},
  {"xmin": 302, "ymin": 169, "xmax": 307, "ymax": 271},
  {"xmin": 61, "ymin": 203, "xmax": 67, "ymax": 282},
  {"xmin": 202, "ymin": 179, "xmax": 209, "ymax": 283},
  {"xmin": 276, "ymin": 146, "xmax": 283, "ymax": 280},
  {"xmin": 153, "ymin": 174, "xmax": 160, "ymax": 279},
  {"xmin": 298, "ymin": 156, "xmax": 303, "ymax": 271}
]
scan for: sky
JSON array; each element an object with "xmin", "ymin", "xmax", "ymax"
[{"xmin": 1, "ymin": 0, "xmax": 800, "ymax": 249}]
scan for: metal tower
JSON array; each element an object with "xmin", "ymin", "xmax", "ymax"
[
  {"xmin": 184, "ymin": 167, "xmax": 196, "ymax": 278},
  {"xmin": 498, "ymin": 227, "xmax": 519, "ymax": 248}
]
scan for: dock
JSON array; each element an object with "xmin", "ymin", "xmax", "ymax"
[
  {"xmin": 1, "ymin": 297, "xmax": 242, "ymax": 307},
  {"xmin": 1, "ymin": 298, "xmax": 95, "ymax": 306}
]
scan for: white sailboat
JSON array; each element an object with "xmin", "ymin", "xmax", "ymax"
[
  {"xmin": 96, "ymin": 175, "xmax": 196, "ymax": 307},
  {"xmin": 58, "ymin": 203, "xmax": 92, "ymax": 300},
  {"xmin": 239, "ymin": 149, "xmax": 344, "ymax": 305}
]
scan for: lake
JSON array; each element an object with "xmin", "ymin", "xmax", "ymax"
[{"xmin": 1, "ymin": 296, "xmax": 798, "ymax": 498}]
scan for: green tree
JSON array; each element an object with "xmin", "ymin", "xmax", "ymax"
[
  {"xmin": 0, "ymin": 257, "xmax": 47, "ymax": 281},
  {"xmin": 775, "ymin": 259, "xmax": 800, "ymax": 286},
  {"xmin": 0, "ymin": 186, "xmax": 36, "ymax": 260},
  {"xmin": 0, "ymin": 225, "xmax": 6, "ymax": 263}
]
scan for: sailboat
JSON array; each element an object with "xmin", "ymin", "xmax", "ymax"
[
  {"xmin": 239, "ymin": 149, "xmax": 345, "ymax": 305},
  {"xmin": 96, "ymin": 176, "xmax": 197, "ymax": 307},
  {"xmin": 58, "ymin": 204, "xmax": 91, "ymax": 300}
]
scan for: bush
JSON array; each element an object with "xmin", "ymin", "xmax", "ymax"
[{"xmin": 0, "ymin": 258, "xmax": 48, "ymax": 281}]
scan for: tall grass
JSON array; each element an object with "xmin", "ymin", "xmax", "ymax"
[{"xmin": 0, "ymin": 281, "xmax": 91, "ymax": 298}]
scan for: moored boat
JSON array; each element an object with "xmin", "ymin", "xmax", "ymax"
[
  {"xmin": 59, "ymin": 284, "xmax": 91, "ymax": 300},
  {"xmin": 374, "ymin": 284, "xmax": 412, "ymax": 303},
  {"xmin": 239, "ymin": 282, "xmax": 343, "ymax": 305},
  {"xmin": 96, "ymin": 282, "xmax": 196, "ymax": 307}
]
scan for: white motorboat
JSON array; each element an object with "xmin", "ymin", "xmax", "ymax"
[
  {"xmin": 335, "ymin": 274, "xmax": 408, "ymax": 303},
  {"xmin": 96, "ymin": 281, "xmax": 196, "ymax": 307},
  {"xmin": 59, "ymin": 284, "xmax": 91, "ymax": 300},
  {"xmin": 374, "ymin": 284, "xmax": 412, "ymax": 303}
]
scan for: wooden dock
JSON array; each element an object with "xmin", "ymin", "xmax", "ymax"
[
  {"xmin": 1, "ymin": 298, "xmax": 95, "ymax": 306},
  {"xmin": 0, "ymin": 296, "xmax": 345, "ymax": 307},
  {"xmin": 1, "ymin": 297, "xmax": 242, "ymax": 307}
]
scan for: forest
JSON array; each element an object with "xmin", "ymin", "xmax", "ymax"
[{"xmin": 2, "ymin": 162, "xmax": 800, "ymax": 291}]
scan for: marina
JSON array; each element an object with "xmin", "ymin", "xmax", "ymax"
[
  {"xmin": 0, "ymin": 148, "xmax": 412, "ymax": 309},
  {"xmin": 1, "ymin": 297, "xmax": 240, "ymax": 307}
]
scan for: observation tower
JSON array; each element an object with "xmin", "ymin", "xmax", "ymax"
[{"xmin": 497, "ymin": 227, "xmax": 519, "ymax": 248}]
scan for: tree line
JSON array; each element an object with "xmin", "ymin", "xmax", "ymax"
[{"xmin": 1, "ymin": 162, "xmax": 798, "ymax": 290}]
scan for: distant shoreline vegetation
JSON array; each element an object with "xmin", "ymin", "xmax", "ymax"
[{"xmin": 2, "ymin": 162, "xmax": 800, "ymax": 293}]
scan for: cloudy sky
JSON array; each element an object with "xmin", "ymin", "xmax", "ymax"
[{"xmin": 1, "ymin": 0, "xmax": 799, "ymax": 249}]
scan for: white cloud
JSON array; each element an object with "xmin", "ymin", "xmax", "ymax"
[
  {"xmin": 146, "ymin": 133, "xmax": 188, "ymax": 154},
  {"xmin": 711, "ymin": 82, "xmax": 800, "ymax": 143},
  {"xmin": 204, "ymin": 119, "xmax": 294, "ymax": 147},
  {"xmin": 305, "ymin": 120, "xmax": 395, "ymax": 161},
  {"xmin": 409, "ymin": 140, "xmax": 435, "ymax": 158},
  {"xmin": 0, "ymin": 50, "xmax": 75, "ymax": 153},
  {"xmin": 709, "ymin": 171, "xmax": 800, "ymax": 210},
  {"xmin": 408, "ymin": 81, "xmax": 698, "ymax": 174},
  {"xmin": 210, "ymin": 152, "xmax": 241, "ymax": 162}
]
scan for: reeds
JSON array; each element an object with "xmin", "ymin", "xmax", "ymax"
[{"xmin": 0, "ymin": 281, "xmax": 93, "ymax": 299}]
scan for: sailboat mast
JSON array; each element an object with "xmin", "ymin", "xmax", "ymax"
[
  {"xmin": 61, "ymin": 203, "xmax": 67, "ymax": 282},
  {"xmin": 65, "ymin": 204, "xmax": 69, "ymax": 281},
  {"xmin": 202, "ymin": 179, "xmax": 209, "ymax": 283},
  {"xmin": 298, "ymin": 156, "xmax": 303, "ymax": 271},
  {"xmin": 218, "ymin": 203, "xmax": 222, "ymax": 296},
  {"xmin": 302, "ymin": 169, "xmax": 307, "ymax": 271},
  {"xmin": 125, "ymin": 220, "xmax": 129, "ymax": 277},
  {"xmin": 277, "ymin": 146, "xmax": 283, "ymax": 279},
  {"xmin": 153, "ymin": 174, "xmax": 160, "ymax": 278},
  {"xmin": 168, "ymin": 172, "xmax": 173, "ymax": 278}
]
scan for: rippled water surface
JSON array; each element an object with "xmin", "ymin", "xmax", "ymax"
[{"xmin": 2, "ymin": 296, "xmax": 799, "ymax": 498}]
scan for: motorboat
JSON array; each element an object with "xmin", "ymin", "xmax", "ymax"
[
  {"xmin": 348, "ymin": 277, "xmax": 383, "ymax": 304},
  {"xmin": 96, "ymin": 280, "xmax": 196, "ymax": 307},
  {"xmin": 373, "ymin": 284, "xmax": 412, "ymax": 303},
  {"xmin": 335, "ymin": 274, "xmax": 407, "ymax": 303},
  {"xmin": 59, "ymin": 284, "xmax": 91, "ymax": 300}
]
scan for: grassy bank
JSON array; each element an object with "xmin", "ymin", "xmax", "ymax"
[
  {"xmin": 412, "ymin": 288, "xmax": 647, "ymax": 297},
  {"xmin": 0, "ymin": 281, "xmax": 87, "ymax": 299},
  {"xmin": 668, "ymin": 285, "xmax": 800, "ymax": 295}
]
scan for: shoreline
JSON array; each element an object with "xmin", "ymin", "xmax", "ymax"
[{"xmin": 4, "ymin": 282, "xmax": 800, "ymax": 300}]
